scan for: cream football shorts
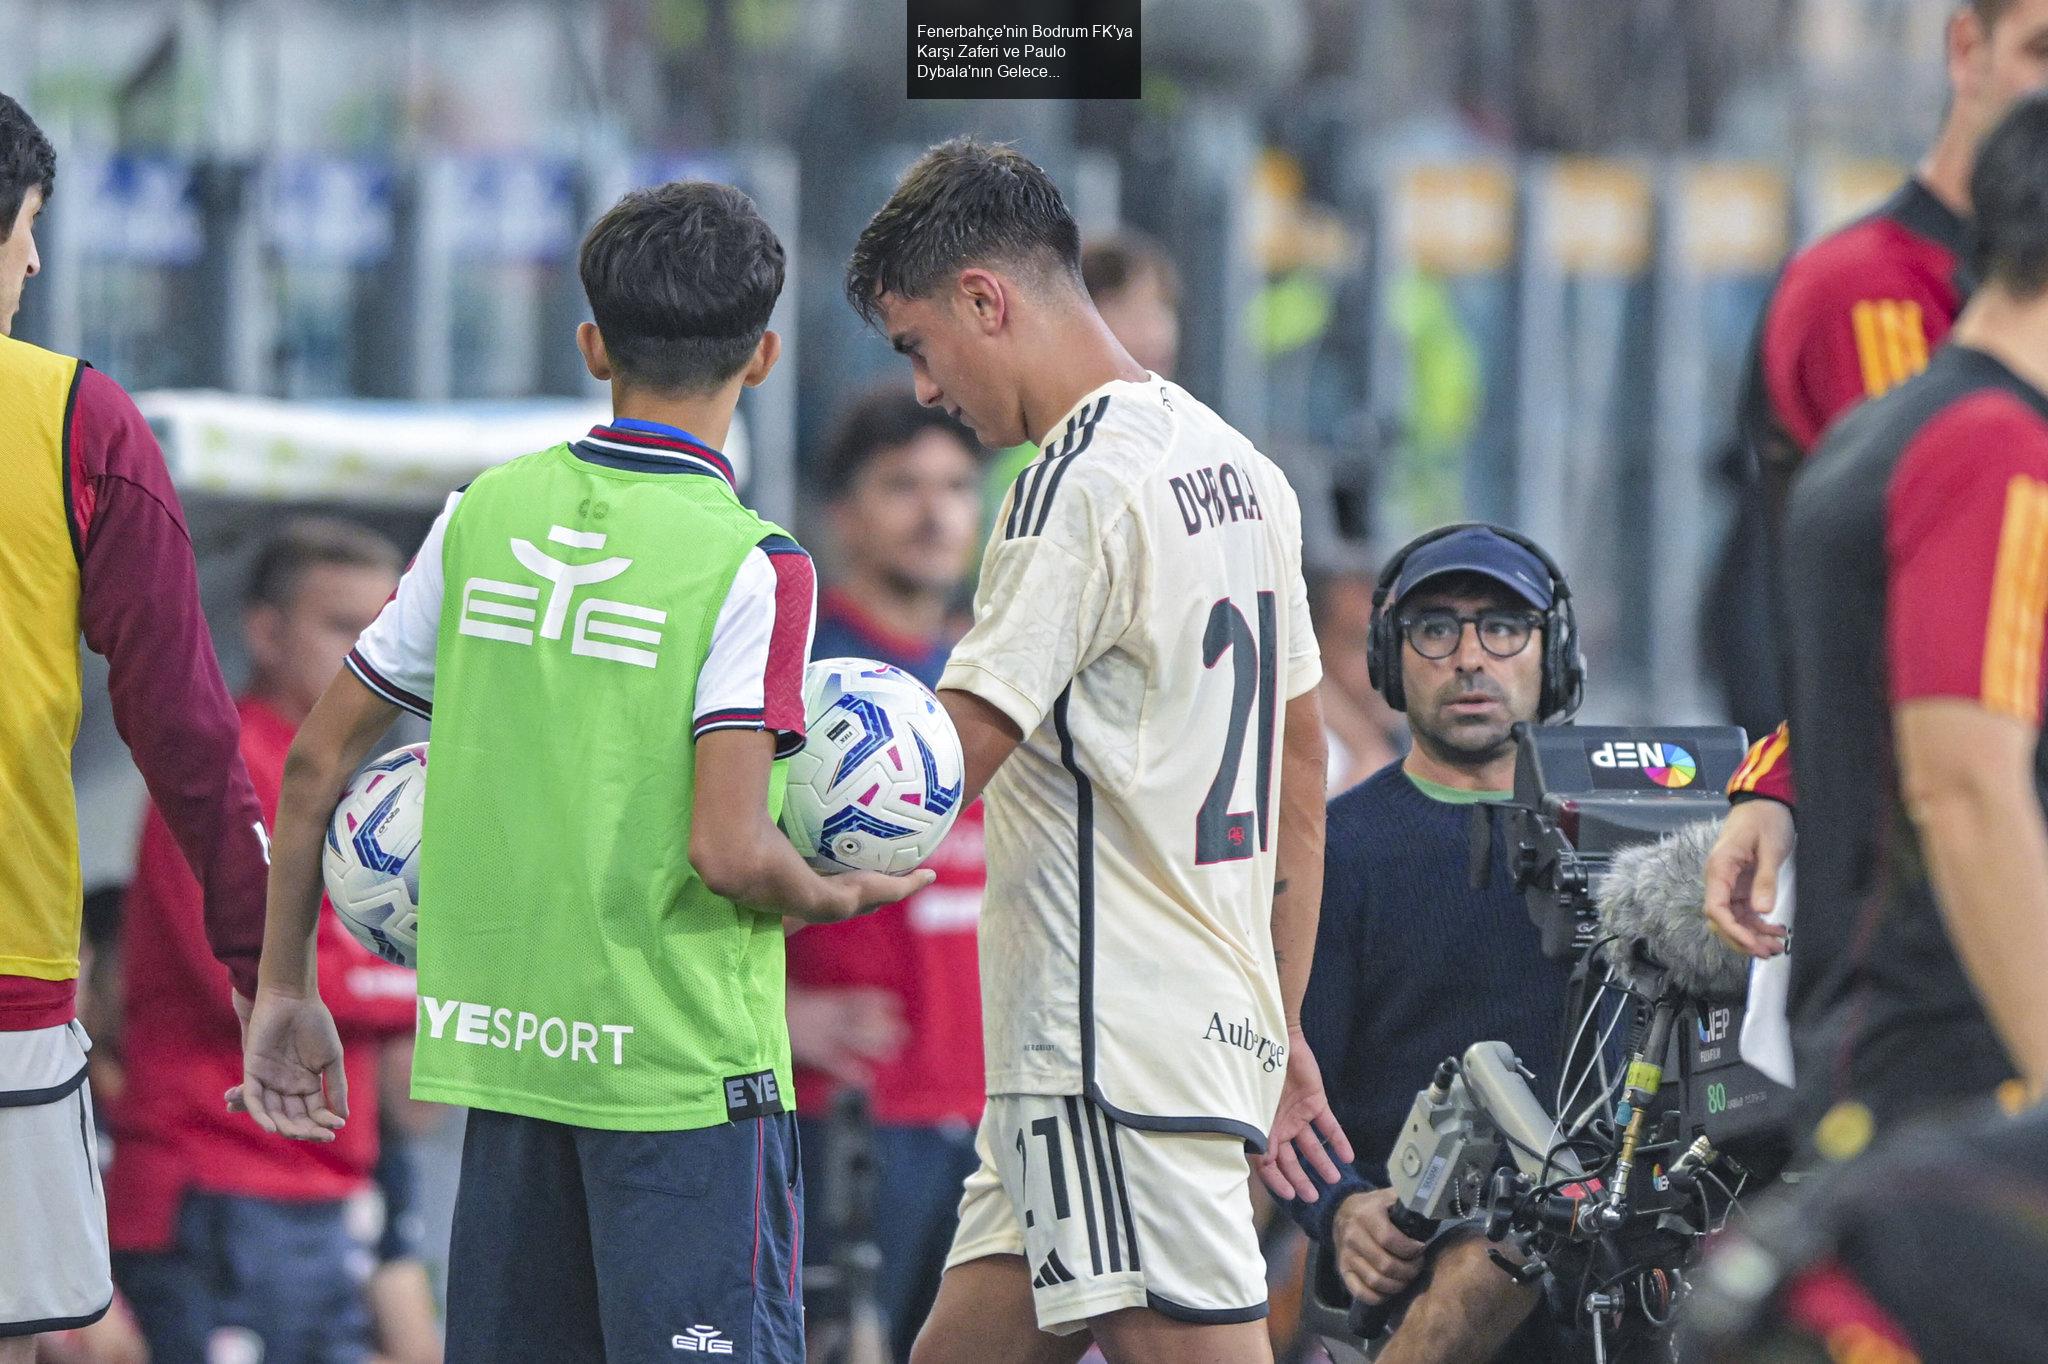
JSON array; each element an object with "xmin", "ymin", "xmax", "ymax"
[{"xmin": 944, "ymin": 1093, "xmax": 1268, "ymax": 1335}]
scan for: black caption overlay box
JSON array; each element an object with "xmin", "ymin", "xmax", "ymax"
[{"xmin": 907, "ymin": 0, "xmax": 1141, "ymax": 100}]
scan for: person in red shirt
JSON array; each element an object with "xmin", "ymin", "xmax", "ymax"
[
  {"xmin": 1707, "ymin": 0, "xmax": 2048, "ymax": 956},
  {"xmin": 106, "ymin": 520, "xmax": 419, "ymax": 1364},
  {"xmin": 0, "ymin": 95, "xmax": 268, "ymax": 1361},
  {"xmin": 787, "ymin": 387, "xmax": 990, "ymax": 1360}
]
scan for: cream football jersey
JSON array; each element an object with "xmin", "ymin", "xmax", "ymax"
[{"xmin": 940, "ymin": 374, "xmax": 1321, "ymax": 1148}]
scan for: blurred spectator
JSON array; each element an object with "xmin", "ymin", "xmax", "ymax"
[
  {"xmin": 105, "ymin": 520, "xmax": 424, "ymax": 1364},
  {"xmin": 1310, "ymin": 567, "xmax": 1405, "ymax": 793},
  {"xmin": 788, "ymin": 387, "xmax": 989, "ymax": 1360},
  {"xmin": 1081, "ymin": 230, "xmax": 1181, "ymax": 380}
]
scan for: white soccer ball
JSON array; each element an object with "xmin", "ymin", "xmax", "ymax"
[
  {"xmin": 322, "ymin": 743, "xmax": 427, "ymax": 968},
  {"xmin": 779, "ymin": 658, "xmax": 965, "ymax": 875}
]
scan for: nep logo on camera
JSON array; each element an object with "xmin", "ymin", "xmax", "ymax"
[{"xmin": 1586, "ymin": 739, "xmax": 1698, "ymax": 790}]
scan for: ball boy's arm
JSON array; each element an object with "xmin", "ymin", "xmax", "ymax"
[
  {"xmin": 691, "ymin": 728, "xmax": 932, "ymax": 923},
  {"xmin": 239, "ymin": 668, "xmax": 398, "ymax": 1141}
]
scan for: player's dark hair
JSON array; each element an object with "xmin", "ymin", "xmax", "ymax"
[
  {"xmin": 1081, "ymin": 231, "xmax": 1180, "ymax": 308},
  {"xmin": 244, "ymin": 517, "xmax": 402, "ymax": 610},
  {"xmin": 820, "ymin": 385, "xmax": 984, "ymax": 499},
  {"xmin": 579, "ymin": 181, "xmax": 785, "ymax": 395},
  {"xmin": 1969, "ymin": 93, "xmax": 2048, "ymax": 299},
  {"xmin": 0, "ymin": 94, "xmax": 55, "ymax": 242},
  {"xmin": 1971, "ymin": 0, "xmax": 2019, "ymax": 33},
  {"xmin": 845, "ymin": 138, "xmax": 1083, "ymax": 327}
]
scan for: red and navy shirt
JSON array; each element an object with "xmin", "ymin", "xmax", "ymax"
[
  {"xmin": 785, "ymin": 589, "xmax": 986, "ymax": 1128},
  {"xmin": 106, "ymin": 696, "xmax": 417, "ymax": 1250},
  {"xmin": 1781, "ymin": 344, "xmax": 2048, "ymax": 1134},
  {"xmin": 1731, "ymin": 179, "xmax": 1971, "ymax": 808}
]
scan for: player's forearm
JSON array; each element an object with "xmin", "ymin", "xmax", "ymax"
[
  {"xmin": 691, "ymin": 820, "xmax": 842, "ymax": 921},
  {"xmin": 263, "ymin": 741, "xmax": 349, "ymax": 997},
  {"xmin": 1273, "ymin": 691, "xmax": 1329, "ymax": 1027},
  {"xmin": 939, "ymin": 687, "xmax": 1022, "ymax": 808},
  {"xmin": 262, "ymin": 673, "xmax": 397, "ymax": 997},
  {"xmin": 1905, "ymin": 753, "xmax": 2048, "ymax": 1090}
]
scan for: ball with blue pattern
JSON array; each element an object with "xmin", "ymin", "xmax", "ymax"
[
  {"xmin": 780, "ymin": 658, "xmax": 965, "ymax": 875},
  {"xmin": 322, "ymin": 742, "xmax": 427, "ymax": 968}
]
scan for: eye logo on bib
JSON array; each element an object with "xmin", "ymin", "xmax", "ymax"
[{"xmin": 1587, "ymin": 738, "xmax": 1699, "ymax": 789}]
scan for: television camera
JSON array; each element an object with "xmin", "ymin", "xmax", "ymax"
[{"xmin": 1306, "ymin": 725, "xmax": 1797, "ymax": 1362}]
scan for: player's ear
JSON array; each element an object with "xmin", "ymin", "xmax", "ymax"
[
  {"xmin": 243, "ymin": 602, "xmax": 285, "ymax": 680},
  {"xmin": 577, "ymin": 322, "xmax": 613, "ymax": 383},
  {"xmin": 741, "ymin": 329, "xmax": 781, "ymax": 388},
  {"xmin": 957, "ymin": 268, "xmax": 1006, "ymax": 336},
  {"xmin": 1948, "ymin": 4, "xmax": 1989, "ymax": 96}
]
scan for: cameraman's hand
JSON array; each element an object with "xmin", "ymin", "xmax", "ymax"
[
  {"xmin": 1333, "ymin": 1188, "xmax": 1429, "ymax": 1303},
  {"xmin": 1703, "ymin": 799, "xmax": 1793, "ymax": 958}
]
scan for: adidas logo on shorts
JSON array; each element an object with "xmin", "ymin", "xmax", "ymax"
[{"xmin": 1032, "ymin": 1250, "xmax": 1078, "ymax": 1288}]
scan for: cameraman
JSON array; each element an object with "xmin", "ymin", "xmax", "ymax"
[{"xmin": 1273, "ymin": 525, "xmax": 1584, "ymax": 1364}]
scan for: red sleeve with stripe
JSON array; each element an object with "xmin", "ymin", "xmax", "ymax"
[
  {"xmin": 759, "ymin": 539, "xmax": 816, "ymax": 749},
  {"xmin": 1885, "ymin": 393, "xmax": 2048, "ymax": 719},
  {"xmin": 72, "ymin": 367, "xmax": 268, "ymax": 998},
  {"xmin": 1728, "ymin": 722, "xmax": 1796, "ymax": 807},
  {"xmin": 1761, "ymin": 222, "xmax": 1959, "ymax": 456}
]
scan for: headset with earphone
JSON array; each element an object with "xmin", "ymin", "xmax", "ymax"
[{"xmin": 1364, "ymin": 521, "xmax": 1586, "ymax": 722}]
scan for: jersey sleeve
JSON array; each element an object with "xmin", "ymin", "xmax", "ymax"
[
  {"xmin": 346, "ymin": 489, "xmax": 460, "ymax": 718},
  {"xmin": 1727, "ymin": 722, "xmax": 1796, "ymax": 808},
  {"xmin": 693, "ymin": 534, "xmax": 816, "ymax": 758},
  {"xmin": 1886, "ymin": 396, "xmax": 2048, "ymax": 722},
  {"xmin": 71, "ymin": 367, "xmax": 268, "ymax": 999},
  {"xmin": 1276, "ymin": 478, "xmax": 1322, "ymax": 699},
  {"xmin": 939, "ymin": 474, "xmax": 1139, "ymax": 737},
  {"xmin": 1762, "ymin": 247, "xmax": 1951, "ymax": 456}
]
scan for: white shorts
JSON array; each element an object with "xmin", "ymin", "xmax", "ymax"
[
  {"xmin": 944, "ymin": 1094, "xmax": 1268, "ymax": 1335},
  {"xmin": 0, "ymin": 1028, "xmax": 111, "ymax": 1337}
]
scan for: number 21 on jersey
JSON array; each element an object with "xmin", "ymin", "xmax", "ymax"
[{"xmin": 1197, "ymin": 592, "xmax": 1277, "ymax": 865}]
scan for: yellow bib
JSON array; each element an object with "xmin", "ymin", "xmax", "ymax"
[{"xmin": 0, "ymin": 334, "xmax": 85, "ymax": 981}]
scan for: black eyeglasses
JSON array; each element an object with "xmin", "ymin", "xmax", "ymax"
[{"xmin": 1398, "ymin": 608, "xmax": 1541, "ymax": 660}]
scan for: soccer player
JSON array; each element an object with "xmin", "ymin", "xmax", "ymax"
[
  {"xmin": 107, "ymin": 520, "xmax": 418, "ymax": 1364},
  {"xmin": 1771, "ymin": 92, "xmax": 2048, "ymax": 1155},
  {"xmin": 237, "ymin": 182, "xmax": 927, "ymax": 1364},
  {"xmin": 1708, "ymin": 0, "xmax": 2048, "ymax": 960},
  {"xmin": 845, "ymin": 139, "xmax": 1350, "ymax": 1364},
  {"xmin": 0, "ymin": 94, "xmax": 269, "ymax": 1360}
]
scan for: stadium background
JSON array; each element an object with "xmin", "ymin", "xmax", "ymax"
[{"xmin": 0, "ymin": 0, "xmax": 1969, "ymax": 1347}]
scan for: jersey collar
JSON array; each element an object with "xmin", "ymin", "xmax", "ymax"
[
  {"xmin": 575, "ymin": 418, "xmax": 736, "ymax": 486},
  {"xmin": 1033, "ymin": 371, "xmax": 1158, "ymax": 451}
]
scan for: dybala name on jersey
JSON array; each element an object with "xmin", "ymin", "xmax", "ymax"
[{"xmin": 1169, "ymin": 461, "xmax": 1267, "ymax": 537}]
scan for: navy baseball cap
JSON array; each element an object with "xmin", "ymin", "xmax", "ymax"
[{"xmin": 1390, "ymin": 527, "xmax": 1554, "ymax": 610}]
